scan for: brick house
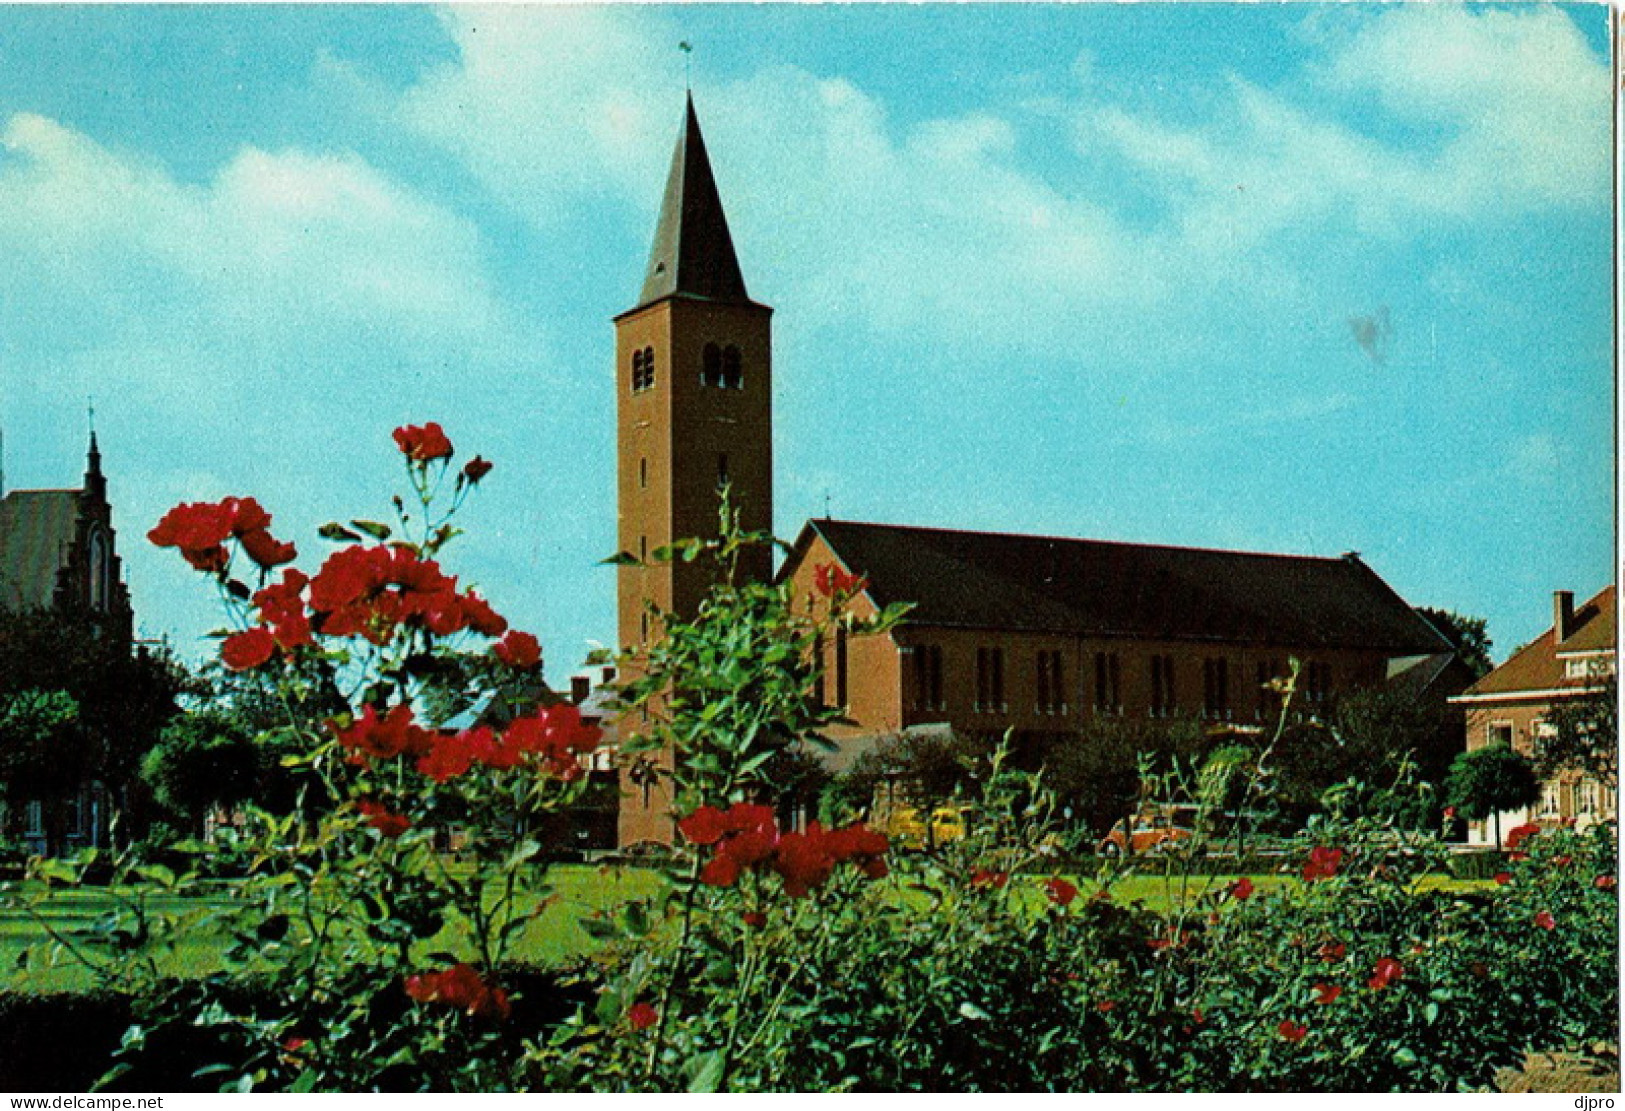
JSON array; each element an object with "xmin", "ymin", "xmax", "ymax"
[
  {"xmin": 779, "ymin": 519, "xmax": 1453, "ymax": 770},
  {"xmin": 1449, "ymin": 586, "xmax": 1617, "ymax": 844}
]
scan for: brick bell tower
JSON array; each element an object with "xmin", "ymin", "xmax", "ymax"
[{"xmin": 613, "ymin": 94, "xmax": 774, "ymax": 843}]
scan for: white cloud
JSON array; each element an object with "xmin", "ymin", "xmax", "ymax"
[
  {"xmin": 0, "ymin": 111, "xmax": 528, "ymax": 414},
  {"xmin": 392, "ymin": 6, "xmax": 674, "ymax": 224},
  {"xmin": 1086, "ymin": 4, "xmax": 1608, "ymax": 257}
]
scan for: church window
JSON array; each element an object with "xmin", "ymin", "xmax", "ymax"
[
  {"xmin": 702, "ymin": 343, "xmax": 722, "ymax": 387},
  {"xmin": 88, "ymin": 529, "xmax": 109, "ymax": 611},
  {"xmin": 1094, "ymin": 652, "xmax": 1121, "ymax": 715},
  {"xmin": 1151, "ymin": 654, "xmax": 1176, "ymax": 718},
  {"xmin": 1255, "ymin": 659, "xmax": 1282, "ymax": 720},
  {"xmin": 722, "ymin": 345, "xmax": 743, "ymax": 389},
  {"xmin": 1036, "ymin": 650, "xmax": 1065, "ymax": 713},
  {"xmin": 835, "ymin": 626, "xmax": 849, "ymax": 707},
  {"xmin": 1202, "ymin": 658, "xmax": 1230, "ymax": 720},
  {"xmin": 717, "ymin": 453, "xmax": 729, "ymax": 488},
  {"xmin": 1305, "ymin": 661, "xmax": 1332, "ymax": 705},
  {"xmin": 911, "ymin": 644, "xmax": 944, "ymax": 711},
  {"xmin": 976, "ymin": 646, "xmax": 1005, "ymax": 712}
]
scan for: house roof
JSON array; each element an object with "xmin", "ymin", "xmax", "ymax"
[
  {"xmin": 1458, "ymin": 585, "xmax": 1616, "ymax": 700},
  {"xmin": 790, "ymin": 518, "xmax": 1448, "ymax": 653},
  {"xmin": 0, "ymin": 488, "xmax": 80, "ymax": 612},
  {"xmin": 632, "ymin": 94, "xmax": 755, "ymax": 312}
]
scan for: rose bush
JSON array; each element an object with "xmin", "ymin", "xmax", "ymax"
[{"xmin": 8, "ymin": 427, "xmax": 1614, "ymax": 1092}]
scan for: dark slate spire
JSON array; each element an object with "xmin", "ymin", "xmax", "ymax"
[
  {"xmin": 85, "ymin": 430, "xmax": 105, "ymax": 501},
  {"xmin": 636, "ymin": 94, "xmax": 750, "ymax": 308}
]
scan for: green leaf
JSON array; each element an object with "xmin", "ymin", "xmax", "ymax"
[
  {"xmin": 600, "ymin": 551, "xmax": 641, "ymax": 566},
  {"xmin": 958, "ymin": 1002, "xmax": 992, "ymax": 1022},
  {"xmin": 350, "ymin": 519, "xmax": 392, "ymax": 540},
  {"xmin": 686, "ymin": 1050, "xmax": 726, "ymax": 1093},
  {"xmin": 133, "ymin": 863, "xmax": 176, "ymax": 889},
  {"xmin": 1423, "ymin": 1002, "xmax": 1439, "ymax": 1024},
  {"xmin": 225, "ymin": 579, "xmax": 252, "ymax": 601},
  {"xmin": 318, "ymin": 522, "xmax": 362, "ymax": 542},
  {"xmin": 289, "ymin": 1070, "xmax": 318, "ymax": 1094},
  {"xmin": 1393, "ymin": 1047, "xmax": 1419, "ymax": 1067}
]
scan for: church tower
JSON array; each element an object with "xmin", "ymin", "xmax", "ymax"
[{"xmin": 614, "ymin": 94, "xmax": 773, "ymax": 652}]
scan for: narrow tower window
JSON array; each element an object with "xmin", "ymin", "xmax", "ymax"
[
  {"xmin": 722, "ymin": 345, "xmax": 743, "ymax": 389},
  {"xmin": 717, "ymin": 452, "xmax": 729, "ymax": 487},
  {"xmin": 641, "ymin": 346, "xmax": 655, "ymax": 390},
  {"xmin": 639, "ymin": 457, "xmax": 647, "ymax": 489},
  {"xmin": 702, "ymin": 343, "xmax": 722, "ymax": 387}
]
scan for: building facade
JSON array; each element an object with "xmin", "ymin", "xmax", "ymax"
[
  {"xmin": 1450, "ymin": 586, "xmax": 1617, "ymax": 844},
  {"xmin": 780, "ymin": 519, "xmax": 1453, "ymax": 769},
  {"xmin": 0, "ymin": 435, "xmax": 135, "ymax": 853}
]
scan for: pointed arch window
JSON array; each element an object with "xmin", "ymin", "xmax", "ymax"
[
  {"xmin": 702, "ymin": 343, "xmax": 722, "ymax": 388},
  {"xmin": 722, "ymin": 345, "xmax": 743, "ymax": 389}
]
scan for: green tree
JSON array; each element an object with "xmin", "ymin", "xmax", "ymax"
[
  {"xmin": 1533, "ymin": 669, "xmax": 1618, "ymax": 790},
  {"xmin": 839, "ymin": 727, "xmax": 991, "ymax": 848},
  {"xmin": 1445, "ymin": 743, "xmax": 1542, "ymax": 848},
  {"xmin": 140, "ymin": 709, "xmax": 303, "ymax": 833},
  {"xmin": 1038, "ymin": 717, "xmax": 1206, "ymax": 841},
  {"xmin": 1416, "ymin": 606, "xmax": 1494, "ymax": 679},
  {"xmin": 0, "ymin": 690, "xmax": 88, "ymax": 851},
  {"xmin": 0, "ymin": 608, "xmax": 191, "ymax": 844}
]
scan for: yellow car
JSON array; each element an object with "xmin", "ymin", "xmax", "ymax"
[{"xmin": 885, "ymin": 804, "xmax": 968, "ymax": 849}]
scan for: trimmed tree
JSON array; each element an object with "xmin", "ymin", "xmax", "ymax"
[{"xmin": 1445, "ymin": 743, "xmax": 1542, "ymax": 848}]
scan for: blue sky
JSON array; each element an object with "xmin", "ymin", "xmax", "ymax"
[{"xmin": 0, "ymin": 3, "xmax": 1613, "ymax": 679}]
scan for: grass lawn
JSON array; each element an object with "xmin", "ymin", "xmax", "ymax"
[
  {"xmin": 0, "ymin": 863, "xmax": 662, "ymax": 995},
  {"xmin": 2, "ymin": 864, "xmax": 1492, "ymax": 995}
]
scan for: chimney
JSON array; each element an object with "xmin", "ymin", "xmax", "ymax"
[
  {"xmin": 1554, "ymin": 590, "xmax": 1575, "ymax": 642},
  {"xmin": 570, "ymin": 675, "xmax": 591, "ymax": 704}
]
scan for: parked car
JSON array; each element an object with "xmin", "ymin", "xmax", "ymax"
[
  {"xmin": 1097, "ymin": 805, "xmax": 1198, "ymax": 857},
  {"xmin": 885, "ymin": 804, "xmax": 968, "ymax": 850}
]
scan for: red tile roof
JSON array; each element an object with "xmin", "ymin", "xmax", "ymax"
[{"xmin": 1458, "ymin": 585, "xmax": 1616, "ymax": 699}]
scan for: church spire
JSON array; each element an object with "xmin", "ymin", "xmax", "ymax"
[
  {"xmin": 636, "ymin": 94, "xmax": 751, "ymax": 309},
  {"xmin": 85, "ymin": 424, "xmax": 105, "ymax": 501}
]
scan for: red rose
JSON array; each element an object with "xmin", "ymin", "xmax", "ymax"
[
  {"xmin": 358, "ymin": 800, "xmax": 411, "ymax": 838},
  {"xmin": 628, "ymin": 1002, "xmax": 659, "ymax": 1030},
  {"xmin": 404, "ymin": 963, "xmax": 508, "ymax": 1020},
  {"xmin": 1278, "ymin": 1020, "xmax": 1308, "ymax": 1043},
  {"xmin": 1302, "ymin": 846, "xmax": 1343, "ymax": 882},
  {"xmin": 1505, "ymin": 823, "xmax": 1541, "ymax": 851},
  {"xmin": 493, "ymin": 631, "xmax": 541, "ymax": 670},
  {"xmin": 1045, "ymin": 877, "xmax": 1079, "ymax": 907},
  {"xmin": 240, "ymin": 527, "xmax": 297, "ymax": 570},
  {"xmin": 1595, "ymin": 875, "xmax": 1616, "ymax": 890},
  {"xmin": 418, "ymin": 729, "xmax": 477, "ymax": 783},
  {"xmin": 970, "ymin": 869, "xmax": 1010, "ymax": 889},
  {"xmin": 679, "ymin": 806, "xmax": 732, "ymax": 846},
  {"xmin": 1317, "ymin": 941, "xmax": 1346, "ymax": 962},
  {"xmin": 393, "ymin": 422, "xmax": 454, "ymax": 461},
  {"xmin": 462, "ymin": 455, "xmax": 493, "ymax": 483},
  {"xmin": 1230, "ymin": 877, "xmax": 1255, "ymax": 901},
  {"xmin": 742, "ymin": 911, "xmax": 767, "ymax": 929},
  {"xmin": 1312, "ymin": 983, "xmax": 1342, "ymax": 1005},
  {"xmin": 333, "ymin": 704, "xmax": 434, "ymax": 764},
  {"xmin": 1534, "ymin": 910, "xmax": 1556, "ymax": 931},
  {"xmin": 220, "ymin": 626, "xmax": 276, "ymax": 671},
  {"xmin": 1368, "ymin": 957, "xmax": 1404, "ymax": 991},
  {"xmin": 813, "ymin": 562, "xmax": 867, "ymax": 598},
  {"xmin": 1493, "ymin": 871, "xmax": 1513, "ymax": 886}
]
